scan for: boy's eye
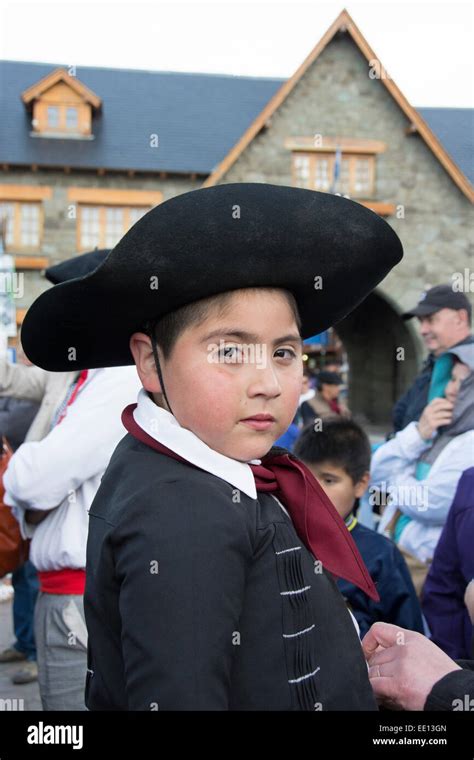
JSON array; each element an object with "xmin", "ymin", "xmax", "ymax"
[
  {"xmin": 217, "ymin": 345, "xmax": 241, "ymax": 360},
  {"xmin": 274, "ymin": 348, "xmax": 297, "ymax": 360}
]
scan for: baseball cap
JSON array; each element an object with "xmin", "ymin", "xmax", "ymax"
[{"xmin": 402, "ymin": 284, "xmax": 472, "ymax": 320}]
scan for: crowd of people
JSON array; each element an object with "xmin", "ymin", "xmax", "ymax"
[{"xmin": 0, "ymin": 184, "xmax": 472, "ymax": 713}]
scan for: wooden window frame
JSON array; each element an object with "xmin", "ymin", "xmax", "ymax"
[
  {"xmin": 77, "ymin": 204, "xmax": 151, "ymax": 251},
  {"xmin": 0, "ymin": 186, "xmax": 51, "ymax": 253},
  {"xmin": 33, "ymin": 101, "xmax": 91, "ymax": 136},
  {"xmin": 0, "ymin": 200, "xmax": 44, "ymax": 252},
  {"xmin": 291, "ymin": 152, "xmax": 376, "ymax": 198},
  {"xmin": 68, "ymin": 188, "xmax": 163, "ymax": 251}
]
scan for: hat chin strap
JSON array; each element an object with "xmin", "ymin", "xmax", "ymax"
[{"xmin": 148, "ymin": 329, "xmax": 174, "ymax": 417}]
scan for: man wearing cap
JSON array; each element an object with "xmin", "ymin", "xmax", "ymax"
[{"xmin": 393, "ymin": 285, "xmax": 472, "ymax": 432}]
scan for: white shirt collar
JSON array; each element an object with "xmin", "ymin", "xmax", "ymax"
[{"xmin": 133, "ymin": 388, "xmax": 261, "ymax": 499}]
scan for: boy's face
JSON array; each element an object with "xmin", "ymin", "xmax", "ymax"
[
  {"xmin": 131, "ymin": 289, "xmax": 304, "ymax": 462},
  {"xmin": 320, "ymin": 382, "xmax": 340, "ymax": 401},
  {"xmin": 304, "ymin": 460, "xmax": 369, "ymax": 520}
]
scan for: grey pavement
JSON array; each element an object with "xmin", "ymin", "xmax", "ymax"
[{"xmin": 0, "ymin": 589, "xmax": 42, "ymax": 711}]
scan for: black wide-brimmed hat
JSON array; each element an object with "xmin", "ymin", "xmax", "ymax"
[
  {"xmin": 44, "ymin": 249, "xmax": 111, "ymax": 284},
  {"xmin": 21, "ymin": 183, "xmax": 403, "ymax": 371}
]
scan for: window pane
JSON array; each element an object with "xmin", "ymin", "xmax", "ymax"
[
  {"xmin": 66, "ymin": 107, "xmax": 78, "ymax": 128},
  {"xmin": 0, "ymin": 203, "xmax": 15, "ymax": 246},
  {"xmin": 47, "ymin": 106, "xmax": 59, "ymax": 127},
  {"xmin": 314, "ymin": 158, "xmax": 330, "ymax": 190},
  {"xmin": 129, "ymin": 207, "xmax": 148, "ymax": 227},
  {"xmin": 340, "ymin": 158, "xmax": 351, "ymax": 194},
  {"xmin": 20, "ymin": 204, "xmax": 40, "ymax": 247},
  {"xmin": 80, "ymin": 206, "xmax": 100, "ymax": 248},
  {"xmin": 293, "ymin": 155, "xmax": 310, "ymax": 188},
  {"xmin": 105, "ymin": 207, "xmax": 124, "ymax": 247},
  {"xmin": 355, "ymin": 158, "xmax": 371, "ymax": 193}
]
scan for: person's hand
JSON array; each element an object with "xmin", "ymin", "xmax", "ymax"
[
  {"xmin": 417, "ymin": 398, "xmax": 454, "ymax": 439},
  {"xmin": 464, "ymin": 580, "xmax": 474, "ymax": 625},
  {"xmin": 361, "ymin": 622, "xmax": 461, "ymax": 711}
]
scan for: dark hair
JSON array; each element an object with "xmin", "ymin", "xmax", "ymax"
[
  {"xmin": 294, "ymin": 418, "xmax": 371, "ymax": 484},
  {"xmin": 147, "ymin": 287, "xmax": 302, "ymax": 361},
  {"xmin": 316, "ymin": 370, "xmax": 343, "ymax": 388}
]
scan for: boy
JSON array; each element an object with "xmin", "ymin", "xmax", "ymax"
[
  {"xmin": 21, "ymin": 183, "xmax": 403, "ymax": 710},
  {"xmin": 294, "ymin": 418, "xmax": 424, "ymax": 638}
]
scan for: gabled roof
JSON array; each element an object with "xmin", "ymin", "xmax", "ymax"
[
  {"xmin": 0, "ymin": 60, "xmax": 281, "ymax": 174},
  {"xmin": 417, "ymin": 108, "xmax": 473, "ymax": 188},
  {"xmin": 202, "ymin": 8, "xmax": 474, "ymax": 203},
  {"xmin": 0, "ymin": 16, "xmax": 472, "ymax": 197},
  {"xmin": 21, "ymin": 66, "xmax": 102, "ymax": 110}
]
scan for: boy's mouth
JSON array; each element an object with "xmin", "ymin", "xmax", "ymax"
[{"xmin": 240, "ymin": 413, "xmax": 275, "ymax": 431}]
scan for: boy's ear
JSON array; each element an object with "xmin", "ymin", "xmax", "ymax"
[
  {"xmin": 354, "ymin": 471, "xmax": 371, "ymax": 499},
  {"xmin": 129, "ymin": 332, "xmax": 163, "ymax": 393}
]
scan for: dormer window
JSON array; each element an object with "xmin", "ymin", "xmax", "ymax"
[
  {"xmin": 43, "ymin": 104, "xmax": 80, "ymax": 132},
  {"xmin": 21, "ymin": 68, "xmax": 101, "ymax": 139}
]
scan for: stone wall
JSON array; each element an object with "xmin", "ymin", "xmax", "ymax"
[
  {"xmin": 3, "ymin": 167, "xmax": 200, "ymax": 314},
  {"xmin": 213, "ymin": 31, "xmax": 473, "ymax": 422}
]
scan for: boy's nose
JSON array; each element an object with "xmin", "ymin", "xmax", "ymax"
[{"xmin": 247, "ymin": 362, "xmax": 282, "ymax": 397}]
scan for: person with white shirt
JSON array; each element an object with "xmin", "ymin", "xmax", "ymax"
[
  {"xmin": 371, "ymin": 343, "xmax": 474, "ymax": 595},
  {"xmin": 4, "ymin": 364, "xmax": 141, "ymax": 710},
  {"xmin": 0, "ymin": 251, "xmax": 103, "ymax": 687},
  {"xmin": 2, "ymin": 248, "xmax": 141, "ymax": 711}
]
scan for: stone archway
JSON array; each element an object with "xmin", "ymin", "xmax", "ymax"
[{"xmin": 334, "ymin": 289, "xmax": 421, "ymax": 428}]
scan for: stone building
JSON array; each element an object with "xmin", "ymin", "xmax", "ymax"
[{"xmin": 1, "ymin": 9, "xmax": 472, "ymax": 423}]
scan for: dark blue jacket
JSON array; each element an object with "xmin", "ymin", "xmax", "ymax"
[
  {"xmin": 422, "ymin": 468, "xmax": 474, "ymax": 660},
  {"xmin": 337, "ymin": 520, "xmax": 424, "ymax": 639},
  {"xmin": 392, "ymin": 354, "xmax": 434, "ymax": 432}
]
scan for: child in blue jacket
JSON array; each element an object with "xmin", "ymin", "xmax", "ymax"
[{"xmin": 295, "ymin": 418, "xmax": 424, "ymax": 638}]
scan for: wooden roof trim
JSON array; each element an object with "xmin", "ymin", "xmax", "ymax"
[
  {"xmin": 67, "ymin": 187, "xmax": 163, "ymax": 205},
  {"xmin": 202, "ymin": 9, "xmax": 473, "ymax": 203},
  {"xmin": 16, "ymin": 308, "xmax": 27, "ymax": 325},
  {"xmin": 345, "ymin": 12, "xmax": 474, "ymax": 203},
  {"xmin": 0, "ymin": 184, "xmax": 53, "ymax": 201},
  {"xmin": 201, "ymin": 11, "xmax": 344, "ymax": 189},
  {"xmin": 21, "ymin": 67, "xmax": 102, "ymax": 110},
  {"xmin": 285, "ymin": 136, "xmax": 387, "ymax": 154},
  {"xmin": 14, "ymin": 256, "xmax": 49, "ymax": 270},
  {"xmin": 358, "ymin": 201, "xmax": 396, "ymax": 216}
]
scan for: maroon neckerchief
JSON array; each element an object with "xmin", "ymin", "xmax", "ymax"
[{"xmin": 122, "ymin": 404, "xmax": 380, "ymax": 602}]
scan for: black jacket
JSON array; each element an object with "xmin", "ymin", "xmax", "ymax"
[
  {"xmin": 84, "ymin": 432, "xmax": 378, "ymax": 711},
  {"xmin": 425, "ymin": 660, "xmax": 474, "ymax": 710}
]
